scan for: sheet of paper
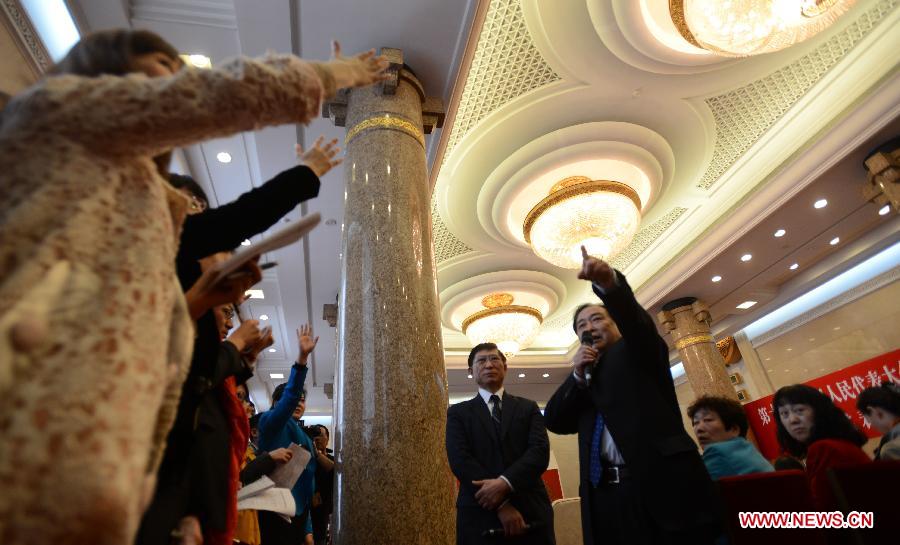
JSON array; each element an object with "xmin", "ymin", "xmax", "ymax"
[
  {"xmin": 237, "ymin": 487, "xmax": 296, "ymax": 517},
  {"xmin": 268, "ymin": 443, "xmax": 312, "ymax": 490},
  {"xmin": 237, "ymin": 475, "xmax": 275, "ymax": 501},
  {"xmin": 210, "ymin": 212, "xmax": 321, "ymax": 283}
]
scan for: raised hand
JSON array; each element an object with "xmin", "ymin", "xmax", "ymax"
[
  {"xmin": 326, "ymin": 40, "xmax": 390, "ymax": 89},
  {"xmin": 577, "ymin": 245, "xmax": 616, "ymax": 289},
  {"xmin": 296, "ymin": 137, "xmax": 341, "ymax": 177},
  {"xmin": 295, "ymin": 323, "xmax": 319, "ymax": 364},
  {"xmin": 227, "ymin": 319, "xmax": 262, "ymax": 353},
  {"xmin": 185, "ymin": 259, "xmax": 262, "ymax": 320}
]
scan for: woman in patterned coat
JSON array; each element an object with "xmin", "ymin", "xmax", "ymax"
[{"xmin": 0, "ymin": 29, "xmax": 386, "ymax": 545}]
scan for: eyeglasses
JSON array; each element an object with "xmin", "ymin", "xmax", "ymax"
[
  {"xmin": 186, "ymin": 194, "xmax": 208, "ymax": 215},
  {"xmin": 222, "ymin": 307, "xmax": 235, "ymax": 319}
]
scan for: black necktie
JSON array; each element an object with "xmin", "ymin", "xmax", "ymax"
[{"xmin": 490, "ymin": 394, "xmax": 502, "ymax": 438}]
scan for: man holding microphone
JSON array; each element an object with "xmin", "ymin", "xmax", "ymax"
[{"xmin": 544, "ymin": 247, "xmax": 718, "ymax": 545}]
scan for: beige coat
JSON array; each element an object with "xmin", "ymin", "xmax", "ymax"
[{"xmin": 0, "ymin": 55, "xmax": 330, "ymax": 545}]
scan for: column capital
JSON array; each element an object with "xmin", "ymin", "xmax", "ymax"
[
  {"xmin": 863, "ymin": 138, "xmax": 899, "ymax": 213},
  {"xmin": 322, "ymin": 47, "xmax": 445, "ymax": 133}
]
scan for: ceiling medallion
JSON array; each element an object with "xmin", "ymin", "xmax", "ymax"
[
  {"xmin": 669, "ymin": 0, "xmax": 857, "ymax": 57},
  {"xmin": 523, "ymin": 177, "xmax": 642, "ymax": 269},
  {"xmin": 462, "ymin": 293, "xmax": 543, "ymax": 358}
]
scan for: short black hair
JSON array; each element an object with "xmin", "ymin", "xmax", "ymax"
[
  {"xmin": 572, "ymin": 302, "xmax": 607, "ymax": 332},
  {"xmin": 857, "ymin": 382, "xmax": 900, "ymax": 416},
  {"xmin": 467, "ymin": 342, "xmax": 506, "ymax": 369},
  {"xmin": 169, "ymin": 173, "xmax": 209, "ymax": 205},
  {"xmin": 687, "ymin": 395, "xmax": 749, "ymax": 437},
  {"xmin": 271, "ymin": 383, "xmax": 305, "ymax": 405},
  {"xmin": 248, "ymin": 413, "xmax": 261, "ymax": 430},
  {"xmin": 773, "ymin": 384, "xmax": 867, "ymax": 458}
]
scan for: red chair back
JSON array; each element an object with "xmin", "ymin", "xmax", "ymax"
[
  {"xmin": 716, "ymin": 470, "xmax": 826, "ymax": 545},
  {"xmin": 827, "ymin": 460, "xmax": 900, "ymax": 544}
]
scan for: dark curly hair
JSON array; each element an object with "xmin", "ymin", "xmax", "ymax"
[
  {"xmin": 773, "ymin": 384, "xmax": 866, "ymax": 458},
  {"xmin": 687, "ymin": 395, "xmax": 749, "ymax": 437},
  {"xmin": 857, "ymin": 382, "xmax": 900, "ymax": 416}
]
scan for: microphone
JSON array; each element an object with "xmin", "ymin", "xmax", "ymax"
[{"xmin": 580, "ymin": 330, "xmax": 595, "ymax": 386}]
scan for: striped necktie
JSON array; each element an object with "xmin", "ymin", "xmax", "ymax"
[{"xmin": 490, "ymin": 394, "xmax": 502, "ymax": 438}]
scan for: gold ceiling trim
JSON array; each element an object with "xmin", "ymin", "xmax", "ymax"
[
  {"xmin": 667, "ymin": 0, "xmax": 703, "ymax": 48},
  {"xmin": 523, "ymin": 180, "xmax": 642, "ymax": 244},
  {"xmin": 482, "ymin": 292, "xmax": 515, "ymax": 308},
  {"xmin": 462, "ymin": 304, "xmax": 543, "ymax": 334}
]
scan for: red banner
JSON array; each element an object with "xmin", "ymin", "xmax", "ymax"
[{"xmin": 744, "ymin": 348, "xmax": 900, "ymax": 460}]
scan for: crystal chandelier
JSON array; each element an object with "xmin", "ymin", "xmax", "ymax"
[
  {"xmin": 670, "ymin": 0, "xmax": 857, "ymax": 57},
  {"xmin": 523, "ymin": 176, "xmax": 642, "ymax": 269},
  {"xmin": 462, "ymin": 293, "xmax": 543, "ymax": 358}
]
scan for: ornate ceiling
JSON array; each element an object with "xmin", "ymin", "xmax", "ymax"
[{"xmin": 432, "ymin": 0, "xmax": 899, "ymax": 365}]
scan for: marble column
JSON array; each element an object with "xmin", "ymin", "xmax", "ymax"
[
  {"xmin": 657, "ymin": 297, "xmax": 738, "ymax": 401},
  {"xmin": 324, "ymin": 48, "xmax": 454, "ymax": 544}
]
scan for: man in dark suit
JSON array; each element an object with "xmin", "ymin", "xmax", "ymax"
[
  {"xmin": 446, "ymin": 343, "xmax": 555, "ymax": 544},
  {"xmin": 544, "ymin": 246, "xmax": 718, "ymax": 545}
]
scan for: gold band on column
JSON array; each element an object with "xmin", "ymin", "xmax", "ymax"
[
  {"xmin": 345, "ymin": 114, "xmax": 425, "ymax": 148},
  {"xmin": 674, "ymin": 333, "xmax": 715, "ymax": 350}
]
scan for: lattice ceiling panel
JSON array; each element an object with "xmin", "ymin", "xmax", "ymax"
[
  {"xmin": 697, "ymin": 0, "xmax": 897, "ymax": 190},
  {"xmin": 432, "ymin": 0, "xmax": 561, "ymax": 265}
]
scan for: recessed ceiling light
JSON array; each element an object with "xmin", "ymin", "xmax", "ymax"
[
  {"xmin": 740, "ymin": 254, "xmax": 752, "ymax": 262},
  {"xmin": 879, "ymin": 204, "xmax": 890, "ymax": 216},
  {"xmin": 269, "ymin": 372, "xmax": 284, "ymax": 379},
  {"xmin": 814, "ymin": 199, "xmax": 828, "ymax": 209},
  {"xmin": 786, "ymin": 348, "xmax": 793, "ymax": 352},
  {"xmin": 789, "ymin": 263, "xmax": 799, "ymax": 270},
  {"xmin": 259, "ymin": 314, "xmax": 269, "ymax": 321},
  {"xmin": 736, "ymin": 301, "xmax": 757, "ymax": 309},
  {"xmin": 833, "ymin": 326, "xmax": 841, "ymax": 331},
  {"xmin": 808, "ymin": 338, "xmax": 815, "ymax": 342},
  {"xmin": 767, "ymin": 369, "xmax": 773, "ymax": 373},
  {"xmin": 246, "ymin": 289, "xmax": 264, "ymax": 299},
  {"xmin": 241, "ymin": 239, "xmax": 251, "ymax": 246},
  {"xmin": 216, "ymin": 151, "xmax": 232, "ymax": 163},
  {"xmin": 774, "ymin": 229, "xmax": 786, "ymax": 237},
  {"xmin": 711, "ymin": 275, "xmax": 722, "ymax": 282},
  {"xmin": 829, "ymin": 237, "xmax": 840, "ymax": 246},
  {"xmin": 765, "ymin": 357, "xmax": 771, "ymax": 361},
  {"xmin": 268, "ymin": 348, "xmax": 276, "ymax": 353},
  {"xmin": 518, "ymin": 373, "xmax": 526, "ymax": 378},
  {"xmin": 542, "ymin": 373, "xmax": 550, "ymax": 378},
  {"xmin": 467, "ymin": 374, "xmax": 473, "ymax": 379},
  {"xmin": 179, "ymin": 54, "xmax": 211, "ymax": 69}
]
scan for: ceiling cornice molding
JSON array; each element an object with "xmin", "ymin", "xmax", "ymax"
[
  {"xmin": 749, "ymin": 264, "xmax": 900, "ymax": 349},
  {"xmin": 428, "ymin": 0, "xmax": 490, "ymax": 190},
  {"xmin": 637, "ymin": 74, "xmax": 900, "ymax": 308},
  {"xmin": 0, "ymin": 0, "xmax": 51, "ymax": 75},
  {"xmin": 697, "ymin": 0, "xmax": 898, "ymax": 191},
  {"xmin": 129, "ymin": 0, "xmax": 237, "ymax": 29}
]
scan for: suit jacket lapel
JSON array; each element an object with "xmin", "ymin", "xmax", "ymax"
[
  {"xmin": 472, "ymin": 395, "xmax": 499, "ymax": 446},
  {"xmin": 500, "ymin": 392, "xmax": 516, "ymax": 440}
]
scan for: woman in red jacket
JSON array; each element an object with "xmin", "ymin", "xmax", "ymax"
[{"xmin": 773, "ymin": 384, "xmax": 870, "ymax": 509}]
